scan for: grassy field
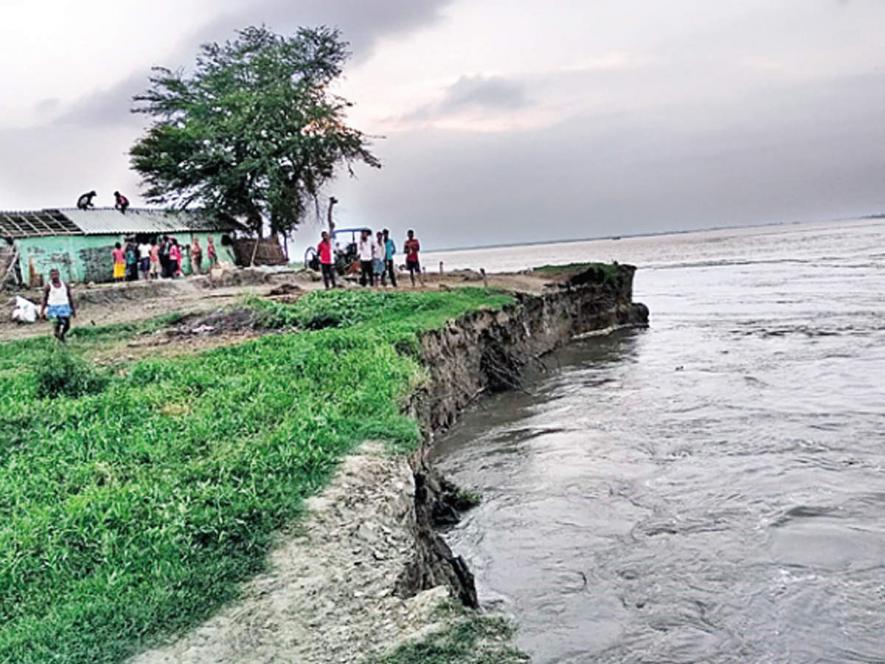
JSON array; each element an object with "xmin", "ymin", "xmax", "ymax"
[{"xmin": 0, "ymin": 288, "xmax": 513, "ymax": 664}]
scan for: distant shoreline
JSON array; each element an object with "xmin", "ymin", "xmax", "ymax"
[{"xmin": 426, "ymin": 213, "xmax": 885, "ymax": 254}]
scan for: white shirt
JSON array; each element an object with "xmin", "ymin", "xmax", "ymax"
[
  {"xmin": 138, "ymin": 243, "xmax": 151, "ymax": 258},
  {"xmin": 47, "ymin": 281, "xmax": 70, "ymax": 306},
  {"xmin": 358, "ymin": 238, "xmax": 375, "ymax": 261},
  {"xmin": 372, "ymin": 240, "xmax": 385, "ymax": 260}
]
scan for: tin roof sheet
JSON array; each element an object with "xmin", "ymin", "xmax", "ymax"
[
  {"xmin": 0, "ymin": 208, "xmax": 245, "ymax": 239},
  {"xmin": 60, "ymin": 208, "xmax": 245, "ymax": 235}
]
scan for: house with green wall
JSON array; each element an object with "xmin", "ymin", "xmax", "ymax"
[{"xmin": 0, "ymin": 208, "xmax": 245, "ymax": 287}]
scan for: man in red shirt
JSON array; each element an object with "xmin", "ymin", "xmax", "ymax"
[
  {"xmin": 317, "ymin": 231, "xmax": 336, "ymax": 289},
  {"xmin": 114, "ymin": 191, "xmax": 130, "ymax": 214},
  {"xmin": 404, "ymin": 229, "xmax": 424, "ymax": 287}
]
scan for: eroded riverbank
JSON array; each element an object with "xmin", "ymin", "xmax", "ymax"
[
  {"xmin": 1, "ymin": 265, "xmax": 647, "ymax": 663},
  {"xmin": 127, "ymin": 265, "xmax": 648, "ymax": 663}
]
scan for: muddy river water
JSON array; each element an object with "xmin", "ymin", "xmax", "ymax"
[{"xmin": 429, "ymin": 220, "xmax": 885, "ymax": 663}]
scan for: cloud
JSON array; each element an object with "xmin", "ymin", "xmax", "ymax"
[
  {"xmin": 54, "ymin": 72, "xmax": 151, "ymax": 129},
  {"xmin": 398, "ymin": 74, "xmax": 536, "ymax": 131},
  {"xmin": 335, "ymin": 67, "xmax": 885, "ymax": 249},
  {"xmin": 194, "ymin": 0, "xmax": 454, "ymax": 61},
  {"xmin": 435, "ymin": 75, "xmax": 530, "ymax": 112},
  {"xmin": 33, "ymin": 98, "xmax": 61, "ymax": 115},
  {"xmin": 36, "ymin": 0, "xmax": 452, "ymax": 131}
]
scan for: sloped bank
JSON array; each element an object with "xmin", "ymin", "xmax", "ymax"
[
  {"xmin": 129, "ymin": 265, "xmax": 647, "ymax": 664},
  {"xmin": 395, "ymin": 265, "xmax": 648, "ymax": 626}
]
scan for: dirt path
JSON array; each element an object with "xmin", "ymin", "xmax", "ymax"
[
  {"xmin": 130, "ymin": 442, "xmax": 452, "ymax": 664},
  {"xmin": 1, "ymin": 268, "xmax": 554, "ymax": 344}
]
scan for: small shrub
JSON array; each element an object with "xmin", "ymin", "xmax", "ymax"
[{"xmin": 34, "ymin": 346, "xmax": 109, "ymax": 399}]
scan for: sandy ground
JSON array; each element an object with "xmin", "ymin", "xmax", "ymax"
[{"xmin": 130, "ymin": 442, "xmax": 452, "ymax": 664}]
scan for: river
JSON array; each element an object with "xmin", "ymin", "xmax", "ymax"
[{"xmin": 428, "ymin": 219, "xmax": 885, "ymax": 663}]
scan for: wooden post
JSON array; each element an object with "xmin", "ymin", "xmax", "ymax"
[{"xmin": 439, "ymin": 261, "xmax": 444, "ymax": 274}]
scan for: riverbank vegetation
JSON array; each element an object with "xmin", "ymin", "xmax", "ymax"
[
  {"xmin": 0, "ymin": 288, "xmax": 512, "ymax": 663},
  {"xmin": 372, "ymin": 603, "xmax": 529, "ymax": 664}
]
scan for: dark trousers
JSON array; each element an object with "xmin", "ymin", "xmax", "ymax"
[
  {"xmin": 360, "ymin": 260, "xmax": 375, "ymax": 286},
  {"xmin": 384, "ymin": 260, "xmax": 397, "ymax": 287},
  {"xmin": 54, "ymin": 317, "xmax": 71, "ymax": 342},
  {"xmin": 159, "ymin": 255, "xmax": 169, "ymax": 278},
  {"xmin": 321, "ymin": 263, "xmax": 336, "ymax": 289}
]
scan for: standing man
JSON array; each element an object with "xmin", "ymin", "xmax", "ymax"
[
  {"xmin": 382, "ymin": 229, "xmax": 397, "ymax": 288},
  {"xmin": 114, "ymin": 191, "xmax": 130, "ymax": 214},
  {"xmin": 149, "ymin": 239, "xmax": 160, "ymax": 279},
  {"xmin": 317, "ymin": 231, "xmax": 336, "ymax": 289},
  {"xmin": 404, "ymin": 229, "xmax": 424, "ymax": 287},
  {"xmin": 158, "ymin": 236, "xmax": 170, "ymax": 278},
  {"xmin": 125, "ymin": 241, "xmax": 139, "ymax": 281},
  {"xmin": 138, "ymin": 238, "xmax": 152, "ymax": 279},
  {"xmin": 40, "ymin": 269, "xmax": 75, "ymax": 342},
  {"xmin": 373, "ymin": 231, "xmax": 386, "ymax": 286},
  {"xmin": 190, "ymin": 237, "xmax": 203, "ymax": 275},
  {"xmin": 358, "ymin": 229, "xmax": 375, "ymax": 287}
]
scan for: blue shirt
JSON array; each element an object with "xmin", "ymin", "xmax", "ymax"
[{"xmin": 385, "ymin": 238, "xmax": 396, "ymax": 260}]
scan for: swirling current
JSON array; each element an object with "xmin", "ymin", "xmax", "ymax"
[{"xmin": 428, "ymin": 219, "xmax": 885, "ymax": 663}]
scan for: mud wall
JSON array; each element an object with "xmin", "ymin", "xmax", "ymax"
[{"xmin": 397, "ymin": 264, "xmax": 649, "ymax": 606}]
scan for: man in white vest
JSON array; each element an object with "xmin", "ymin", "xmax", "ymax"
[{"xmin": 40, "ymin": 269, "xmax": 76, "ymax": 342}]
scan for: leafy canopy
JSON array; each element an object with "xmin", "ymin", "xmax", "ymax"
[{"xmin": 130, "ymin": 26, "xmax": 380, "ymax": 233}]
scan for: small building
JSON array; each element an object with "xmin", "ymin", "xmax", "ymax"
[{"xmin": 0, "ymin": 208, "xmax": 245, "ymax": 286}]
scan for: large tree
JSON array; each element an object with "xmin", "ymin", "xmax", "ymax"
[{"xmin": 130, "ymin": 26, "xmax": 380, "ymax": 234}]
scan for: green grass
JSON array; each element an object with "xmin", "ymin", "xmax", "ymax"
[
  {"xmin": 0, "ymin": 313, "xmax": 187, "ymax": 377},
  {"xmin": 371, "ymin": 604, "xmax": 529, "ymax": 664},
  {"xmin": 0, "ymin": 288, "xmax": 513, "ymax": 664}
]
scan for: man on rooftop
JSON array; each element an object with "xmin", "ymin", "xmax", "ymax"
[
  {"xmin": 76, "ymin": 191, "xmax": 96, "ymax": 210},
  {"xmin": 114, "ymin": 191, "xmax": 130, "ymax": 214}
]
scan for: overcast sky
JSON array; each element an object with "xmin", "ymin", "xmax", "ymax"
[{"xmin": 1, "ymin": 0, "xmax": 884, "ymax": 248}]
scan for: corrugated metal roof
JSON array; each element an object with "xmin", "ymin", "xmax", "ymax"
[
  {"xmin": 60, "ymin": 208, "xmax": 245, "ymax": 235},
  {"xmin": 0, "ymin": 207, "xmax": 246, "ymax": 239}
]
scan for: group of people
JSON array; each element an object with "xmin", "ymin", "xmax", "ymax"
[
  {"xmin": 76, "ymin": 190, "xmax": 130, "ymax": 213},
  {"xmin": 315, "ymin": 228, "xmax": 424, "ymax": 289},
  {"xmin": 112, "ymin": 236, "xmax": 219, "ymax": 282}
]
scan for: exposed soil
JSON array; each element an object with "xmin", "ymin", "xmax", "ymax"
[
  {"xmin": 126, "ymin": 264, "xmax": 648, "ymax": 663},
  {"xmin": 0, "ymin": 268, "xmax": 559, "ymax": 344},
  {"xmin": 3, "ymin": 264, "xmax": 646, "ymax": 662},
  {"xmin": 130, "ymin": 443, "xmax": 456, "ymax": 664}
]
